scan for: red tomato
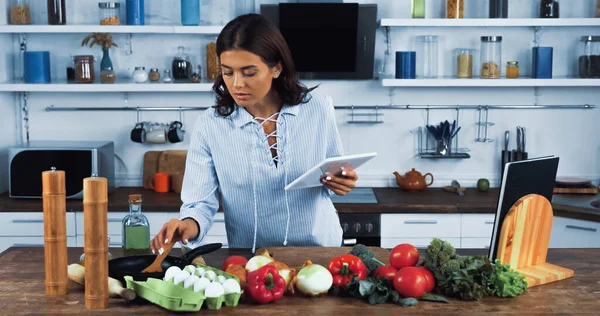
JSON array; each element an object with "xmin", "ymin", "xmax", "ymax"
[
  {"xmin": 222, "ymin": 255, "xmax": 248, "ymax": 271},
  {"xmin": 417, "ymin": 267, "xmax": 435, "ymax": 293},
  {"xmin": 389, "ymin": 244, "xmax": 420, "ymax": 270},
  {"xmin": 373, "ymin": 265, "xmax": 397, "ymax": 283},
  {"xmin": 393, "ymin": 266, "xmax": 428, "ymax": 298}
]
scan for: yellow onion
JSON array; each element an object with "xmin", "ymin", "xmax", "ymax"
[
  {"xmin": 268, "ymin": 261, "xmax": 294, "ymax": 286},
  {"xmin": 245, "ymin": 250, "xmax": 275, "ymax": 272}
]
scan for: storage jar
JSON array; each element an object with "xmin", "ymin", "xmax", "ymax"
[
  {"xmin": 455, "ymin": 48, "xmax": 474, "ymax": 78},
  {"xmin": 173, "ymin": 46, "xmax": 192, "ymax": 80},
  {"xmin": 133, "ymin": 67, "xmax": 148, "ymax": 83},
  {"xmin": 74, "ymin": 55, "xmax": 95, "ymax": 83},
  {"xmin": 506, "ymin": 61, "xmax": 519, "ymax": 78},
  {"xmin": 162, "ymin": 70, "xmax": 174, "ymax": 83},
  {"xmin": 412, "ymin": 0, "xmax": 425, "ymax": 19},
  {"xmin": 489, "ymin": 0, "xmax": 508, "ymax": 18},
  {"xmin": 416, "ymin": 35, "xmax": 439, "ymax": 78},
  {"xmin": 540, "ymin": 0, "xmax": 559, "ymax": 18},
  {"xmin": 99, "ymin": 2, "xmax": 120, "ymax": 25},
  {"xmin": 126, "ymin": 0, "xmax": 144, "ymax": 25},
  {"xmin": 480, "ymin": 36, "xmax": 502, "ymax": 79},
  {"xmin": 579, "ymin": 36, "xmax": 600, "ymax": 78},
  {"xmin": 47, "ymin": 0, "xmax": 66, "ymax": 25},
  {"xmin": 181, "ymin": 0, "xmax": 200, "ymax": 26},
  {"xmin": 596, "ymin": 0, "xmax": 600, "ymax": 18},
  {"xmin": 206, "ymin": 39, "xmax": 218, "ymax": 80},
  {"xmin": 100, "ymin": 67, "xmax": 117, "ymax": 84},
  {"xmin": 446, "ymin": 0, "xmax": 463, "ymax": 19},
  {"xmin": 149, "ymin": 68, "xmax": 160, "ymax": 82},
  {"xmin": 10, "ymin": 0, "xmax": 31, "ymax": 25}
]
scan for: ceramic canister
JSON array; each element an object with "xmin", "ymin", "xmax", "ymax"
[{"xmin": 24, "ymin": 51, "xmax": 51, "ymax": 83}]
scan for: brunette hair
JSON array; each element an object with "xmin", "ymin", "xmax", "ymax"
[{"xmin": 212, "ymin": 13, "xmax": 317, "ymax": 116}]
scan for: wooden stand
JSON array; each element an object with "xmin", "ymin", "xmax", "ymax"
[{"xmin": 495, "ymin": 194, "xmax": 575, "ymax": 288}]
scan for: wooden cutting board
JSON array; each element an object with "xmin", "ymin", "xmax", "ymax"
[
  {"xmin": 553, "ymin": 185, "xmax": 599, "ymax": 194},
  {"xmin": 158, "ymin": 150, "xmax": 187, "ymax": 175},
  {"xmin": 255, "ymin": 247, "xmax": 390, "ymax": 270},
  {"xmin": 142, "ymin": 151, "xmax": 162, "ymax": 189}
]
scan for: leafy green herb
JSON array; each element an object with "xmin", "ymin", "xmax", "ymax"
[
  {"xmin": 485, "ymin": 260, "xmax": 528, "ymax": 297},
  {"xmin": 419, "ymin": 293, "xmax": 450, "ymax": 303}
]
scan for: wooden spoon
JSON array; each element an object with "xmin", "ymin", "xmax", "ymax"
[{"xmin": 141, "ymin": 241, "xmax": 175, "ymax": 273}]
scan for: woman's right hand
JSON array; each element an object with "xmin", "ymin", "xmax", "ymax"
[{"xmin": 151, "ymin": 218, "xmax": 199, "ymax": 254}]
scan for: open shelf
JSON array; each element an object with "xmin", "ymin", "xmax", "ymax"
[
  {"xmin": 0, "ymin": 25, "xmax": 223, "ymax": 34},
  {"xmin": 380, "ymin": 18, "xmax": 600, "ymax": 28},
  {"xmin": 419, "ymin": 152, "xmax": 471, "ymax": 159},
  {"xmin": 382, "ymin": 77, "xmax": 600, "ymax": 87},
  {"xmin": 0, "ymin": 79, "xmax": 215, "ymax": 92}
]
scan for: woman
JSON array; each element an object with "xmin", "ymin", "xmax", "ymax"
[{"xmin": 150, "ymin": 13, "xmax": 358, "ymax": 254}]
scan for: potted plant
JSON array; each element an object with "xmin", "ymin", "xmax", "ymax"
[{"xmin": 81, "ymin": 33, "xmax": 117, "ymax": 71}]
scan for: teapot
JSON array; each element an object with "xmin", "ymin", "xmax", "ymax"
[{"xmin": 393, "ymin": 168, "xmax": 434, "ymax": 191}]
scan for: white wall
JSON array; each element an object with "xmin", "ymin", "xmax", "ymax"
[
  {"xmin": 0, "ymin": 0, "xmax": 599, "ymax": 194},
  {"xmin": 0, "ymin": 31, "xmax": 15, "ymax": 192}
]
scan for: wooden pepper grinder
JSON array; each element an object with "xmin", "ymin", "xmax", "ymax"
[
  {"xmin": 83, "ymin": 175, "xmax": 109, "ymax": 309},
  {"xmin": 42, "ymin": 167, "xmax": 69, "ymax": 296}
]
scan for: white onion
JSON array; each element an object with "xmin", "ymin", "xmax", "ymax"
[
  {"xmin": 295, "ymin": 262, "xmax": 333, "ymax": 296},
  {"xmin": 164, "ymin": 266, "xmax": 182, "ymax": 282},
  {"xmin": 245, "ymin": 255, "xmax": 274, "ymax": 272},
  {"xmin": 193, "ymin": 277, "xmax": 211, "ymax": 293},
  {"xmin": 205, "ymin": 282, "xmax": 225, "ymax": 298}
]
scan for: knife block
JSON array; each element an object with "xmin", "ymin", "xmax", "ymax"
[{"xmin": 495, "ymin": 194, "xmax": 574, "ymax": 288}]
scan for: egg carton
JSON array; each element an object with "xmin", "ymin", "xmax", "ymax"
[{"xmin": 124, "ymin": 264, "xmax": 243, "ymax": 312}]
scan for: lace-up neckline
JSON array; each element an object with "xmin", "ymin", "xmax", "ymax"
[{"xmin": 253, "ymin": 112, "xmax": 281, "ymax": 166}]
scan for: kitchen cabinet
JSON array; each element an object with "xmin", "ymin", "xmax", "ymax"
[
  {"xmin": 381, "ymin": 214, "xmax": 461, "ymax": 238},
  {"xmin": 0, "ymin": 212, "xmax": 77, "ymax": 253},
  {"xmin": 549, "ymin": 216, "xmax": 600, "ymax": 248},
  {"xmin": 382, "ymin": 237, "xmax": 461, "ymax": 249},
  {"xmin": 0, "ymin": 236, "xmax": 77, "ymax": 253}
]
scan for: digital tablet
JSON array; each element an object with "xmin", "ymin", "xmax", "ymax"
[
  {"xmin": 488, "ymin": 155, "xmax": 559, "ymax": 261},
  {"xmin": 284, "ymin": 152, "xmax": 377, "ymax": 191}
]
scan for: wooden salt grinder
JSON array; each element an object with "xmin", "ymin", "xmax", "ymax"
[
  {"xmin": 42, "ymin": 167, "xmax": 69, "ymax": 296},
  {"xmin": 83, "ymin": 176, "xmax": 109, "ymax": 309}
]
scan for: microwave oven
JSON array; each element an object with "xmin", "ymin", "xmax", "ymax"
[
  {"xmin": 260, "ymin": 3, "xmax": 377, "ymax": 80},
  {"xmin": 8, "ymin": 141, "xmax": 115, "ymax": 199}
]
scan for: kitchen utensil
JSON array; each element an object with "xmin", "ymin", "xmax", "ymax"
[
  {"xmin": 108, "ymin": 242, "xmax": 222, "ymax": 285},
  {"xmin": 141, "ymin": 241, "xmax": 175, "ymax": 273},
  {"xmin": 521, "ymin": 127, "xmax": 528, "ymax": 159},
  {"xmin": 501, "ymin": 130, "xmax": 511, "ymax": 178},
  {"xmin": 451, "ymin": 180, "xmax": 464, "ymax": 196},
  {"xmin": 513, "ymin": 126, "xmax": 522, "ymax": 161},
  {"xmin": 83, "ymin": 176, "xmax": 109, "ymax": 309},
  {"xmin": 158, "ymin": 150, "xmax": 187, "ymax": 175},
  {"xmin": 68, "ymin": 264, "xmax": 136, "ymax": 302},
  {"xmin": 393, "ymin": 168, "xmax": 434, "ymax": 191},
  {"xmin": 555, "ymin": 177, "xmax": 592, "ymax": 187},
  {"xmin": 42, "ymin": 168, "xmax": 69, "ymax": 296},
  {"xmin": 443, "ymin": 186, "xmax": 466, "ymax": 193},
  {"xmin": 553, "ymin": 185, "xmax": 599, "ymax": 194},
  {"xmin": 148, "ymin": 172, "xmax": 170, "ymax": 193}
]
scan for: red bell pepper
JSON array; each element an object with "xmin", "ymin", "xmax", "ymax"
[
  {"xmin": 246, "ymin": 264, "xmax": 286, "ymax": 304},
  {"xmin": 327, "ymin": 254, "xmax": 368, "ymax": 287}
]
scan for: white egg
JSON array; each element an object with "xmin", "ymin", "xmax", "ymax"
[
  {"xmin": 193, "ymin": 277, "xmax": 211, "ymax": 293},
  {"xmin": 183, "ymin": 274, "xmax": 200, "ymax": 289},
  {"xmin": 173, "ymin": 270, "xmax": 190, "ymax": 286},
  {"xmin": 203, "ymin": 270, "xmax": 217, "ymax": 282},
  {"xmin": 204, "ymin": 281, "xmax": 225, "ymax": 298},
  {"xmin": 193, "ymin": 267, "xmax": 206, "ymax": 277},
  {"xmin": 164, "ymin": 266, "xmax": 182, "ymax": 282},
  {"xmin": 216, "ymin": 275, "xmax": 227, "ymax": 285},
  {"xmin": 222, "ymin": 278, "xmax": 241, "ymax": 294},
  {"xmin": 183, "ymin": 265, "xmax": 196, "ymax": 274}
]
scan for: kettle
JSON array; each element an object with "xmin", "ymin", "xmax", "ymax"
[{"xmin": 393, "ymin": 168, "xmax": 434, "ymax": 191}]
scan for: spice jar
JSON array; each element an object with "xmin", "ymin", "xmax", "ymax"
[
  {"xmin": 133, "ymin": 66, "xmax": 148, "ymax": 83},
  {"xmin": 74, "ymin": 55, "xmax": 95, "ymax": 83},
  {"xmin": 100, "ymin": 66, "xmax": 117, "ymax": 84},
  {"xmin": 506, "ymin": 61, "xmax": 519, "ymax": 79},
  {"xmin": 162, "ymin": 70, "xmax": 173, "ymax": 83},
  {"xmin": 540, "ymin": 0, "xmax": 559, "ymax": 18},
  {"xmin": 191, "ymin": 65, "xmax": 202, "ymax": 83},
  {"xmin": 206, "ymin": 39, "xmax": 218, "ymax": 80},
  {"xmin": 122, "ymin": 194, "xmax": 151, "ymax": 257},
  {"xmin": 579, "ymin": 36, "xmax": 600, "ymax": 78},
  {"xmin": 480, "ymin": 36, "xmax": 502, "ymax": 79},
  {"xmin": 172, "ymin": 46, "xmax": 192, "ymax": 80},
  {"xmin": 99, "ymin": 2, "xmax": 121, "ymax": 25},
  {"xmin": 455, "ymin": 48, "xmax": 474, "ymax": 78},
  {"xmin": 446, "ymin": 0, "xmax": 463, "ymax": 19},
  {"xmin": 149, "ymin": 68, "xmax": 160, "ymax": 82},
  {"xmin": 10, "ymin": 0, "xmax": 31, "ymax": 25}
]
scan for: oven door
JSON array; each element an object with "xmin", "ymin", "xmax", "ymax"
[{"xmin": 339, "ymin": 213, "xmax": 381, "ymax": 247}]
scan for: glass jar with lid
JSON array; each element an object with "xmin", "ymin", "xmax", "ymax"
[
  {"xmin": 99, "ymin": 2, "xmax": 121, "ymax": 25},
  {"xmin": 122, "ymin": 194, "xmax": 151, "ymax": 256},
  {"xmin": 206, "ymin": 38, "xmax": 218, "ymax": 80},
  {"xmin": 480, "ymin": 36, "xmax": 502, "ymax": 79},
  {"xmin": 579, "ymin": 36, "xmax": 600, "ymax": 78},
  {"xmin": 596, "ymin": 0, "xmax": 600, "ymax": 18},
  {"xmin": 100, "ymin": 67, "xmax": 117, "ymax": 84},
  {"xmin": 173, "ymin": 46, "xmax": 192, "ymax": 80},
  {"xmin": 412, "ymin": 0, "xmax": 425, "ymax": 19},
  {"xmin": 10, "ymin": 0, "xmax": 31, "ymax": 25},
  {"xmin": 47, "ymin": 0, "xmax": 66, "ymax": 25},
  {"xmin": 540, "ymin": 0, "xmax": 559, "ymax": 18},
  {"xmin": 446, "ymin": 0, "xmax": 464, "ymax": 19},
  {"xmin": 74, "ymin": 55, "xmax": 95, "ymax": 83},
  {"xmin": 506, "ymin": 61, "xmax": 519, "ymax": 78},
  {"xmin": 455, "ymin": 48, "xmax": 474, "ymax": 78},
  {"xmin": 416, "ymin": 35, "xmax": 439, "ymax": 78}
]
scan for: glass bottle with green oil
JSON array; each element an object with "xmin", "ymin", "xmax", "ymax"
[{"xmin": 122, "ymin": 194, "xmax": 151, "ymax": 256}]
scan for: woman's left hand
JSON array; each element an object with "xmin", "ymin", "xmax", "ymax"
[{"xmin": 321, "ymin": 169, "xmax": 358, "ymax": 196}]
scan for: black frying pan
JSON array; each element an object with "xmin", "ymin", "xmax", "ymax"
[{"xmin": 109, "ymin": 243, "xmax": 222, "ymax": 284}]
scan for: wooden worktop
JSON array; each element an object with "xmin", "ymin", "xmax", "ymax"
[
  {"xmin": 0, "ymin": 246, "xmax": 598, "ymax": 315},
  {"xmin": 1, "ymin": 187, "xmax": 599, "ymax": 222}
]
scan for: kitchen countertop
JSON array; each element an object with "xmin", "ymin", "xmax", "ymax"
[
  {"xmin": 1, "ymin": 186, "xmax": 599, "ymax": 222},
  {"xmin": 0, "ymin": 246, "xmax": 598, "ymax": 315}
]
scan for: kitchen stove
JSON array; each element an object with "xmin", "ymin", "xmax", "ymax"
[{"xmin": 332, "ymin": 188, "xmax": 381, "ymax": 247}]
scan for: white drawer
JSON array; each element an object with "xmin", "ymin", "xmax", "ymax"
[
  {"xmin": 549, "ymin": 216, "xmax": 600, "ymax": 248},
  {"xmin": 201, "ymin": 235, "xmax": 229, "ymax": 248},
  {"xmin": 381, "ymin": 237, "xmax": 460, "ymax": 250},
  {"xmin": 461, "ymin": 214, "xmax": 495, "ymax": 237},
  {"xmin": 0, "ymin": 212, "xmax": 76, "ymax": 237},
  {"xmin": 75, "ymin": 212, "xmax": 167, "ymax": 236},
  {"xmin": 381, "ymin": 214, "xmax": 461, "ymax": 238},
  {"xmin": 0, "ymin": 236, "xmax": 77, "ymax": 254},
  {"xmin": 461, "ymin": 237, "xmax": 492, "ymax": 249}
]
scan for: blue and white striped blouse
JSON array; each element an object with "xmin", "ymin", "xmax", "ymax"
[{"xmin": 179, "ymin": 94, "xmax": 344, "ymax": 252}]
